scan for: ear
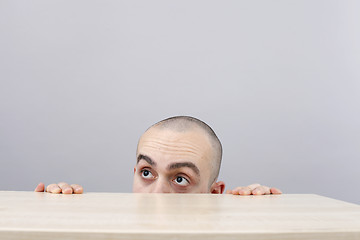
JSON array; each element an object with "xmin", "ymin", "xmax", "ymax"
[
  {"xmin": 210, "ymin": 181, "xmax": 225, "ymax": 194},
  {"xmin": 133, "ymin": 167, "xmax": 136, "ymax": 174}
]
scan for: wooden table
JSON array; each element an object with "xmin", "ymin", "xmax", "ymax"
[{"xmin": 0, "ymin": 191, "xmax": 359, "ymax": 239}]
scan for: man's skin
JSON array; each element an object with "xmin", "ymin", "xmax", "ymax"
[{"xmin": 35, "ymin": 118, "xmax": 282, "ymax": 195}]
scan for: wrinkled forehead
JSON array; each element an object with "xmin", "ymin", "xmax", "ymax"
[
  {"xmin": 137, "ymin": 127, "xmax": 214, "ymax": 167},
  {"xmin": 138, "ymin": 126, "xmax": 212, "ymax": 150}
]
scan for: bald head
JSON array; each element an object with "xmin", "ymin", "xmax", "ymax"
[{"xmin": 140, "ymin": 116, "xmax": 223, "ymax": 185}]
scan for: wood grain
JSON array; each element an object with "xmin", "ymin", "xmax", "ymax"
[{"xmin": 0, "ymin": 191, "xmax": 359, "ymax": 239}]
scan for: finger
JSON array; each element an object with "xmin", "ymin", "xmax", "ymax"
[
  {"xmin": 263, "ymin": 186, "xmax": 271, "ymax": 195},
  {"xmin": 252, "ymin": 186, "xmax": 265, "ymax": 195},
  {"xmin": 239, "ymin": 187, "xmax": 251, "ymax": 195},
  {"xmin": 71, "ymin": 184, "xmax": 83, "ymax": 194},
  {"xmin": 232, "ymin": 187, "xmax": 251, "ymax": 195},
  {"xmin": 46, "ymin": 184, "xmax": 62, "ymax": 194},
  {"xmin": 58, "ymin": 182, "xmax": 73, "ymax": 194},
  {"xmin": 270, "ymin": 187, "xmax": 282, "ymax": 194},
  {"xmin": 34, "ymin": 183, "xmax": 45, "ymax": 192},
  {"xmin": 231, "ymin": 187, "xmax": 242, "ymax": 195},
  {"xmin": 247, "ymin": 183, "xmax": 261, "ymax": 191},
  {"xmin": 230, "ymin": 188, "xmax": 240, "ymax": 195}
]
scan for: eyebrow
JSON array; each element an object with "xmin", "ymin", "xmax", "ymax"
[
  {"xmin": 168, "ymin": 162, "xmax": 200, "ymax": 176},
  {"xmin": 137, "ymin": 154, "xmax": 200, "ymax": 177},
  {"xmin": 137, "ymin": 154, "xmax": 156, "ymax": 166}
]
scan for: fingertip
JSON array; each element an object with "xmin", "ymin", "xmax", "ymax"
[
  {"xmin": 270, "ymin": 188, "xmax": 282, "ymax": 194},
  {"xmin": 239, "ymin": 187, "xmax": 251, "ymax": 196},
  {"xmin": 76, "ymin": 189, "xmax": 83, "ymax": 194},
  {"xmin": 252, "ymin": 187, "xmax": 265, "ymax": 195},
  {"xmin": 51, "ymin": 189, "xmax": 62, "ymax": 194},
  {"xmin": 34, "ymin": 183, "xmax": 45, "ymax": 192},
  {"xmin": 74, "ymin": 187, "xmax": 83, "ymax": 194},
  {"xmin": 47, "ymin": 184, "xmax": 62, "ymax": 194},
  {"xmin": 263, "ymin": 186, "xmax": 271, "ymax": 195},
  {"xmin": 239, "ymin": 189, "xmax": 251, "ymax": 195},
  {"xmin": 62, "ymin": 187, "xmax": 73, "ymax": 194},
  {"xmin": 71, "ymin": 184, "xmax": 84, "ymax": 194},
  {"xmin": 232, "ymin": 189, "xmax": 240, "ymax": 195}
]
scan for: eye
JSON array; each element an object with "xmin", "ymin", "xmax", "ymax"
[
  {"xmin": 173, "ymin": 176, "xmax": 190, "ymax": 186},
  {"xmin": 141, "ymin": 169, "xmax": 154, "ymax": 179}
]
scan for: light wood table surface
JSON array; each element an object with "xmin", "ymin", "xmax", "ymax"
[{"xmin": 0, "ymin": 191, "xmax": 359, "ymax": 239}]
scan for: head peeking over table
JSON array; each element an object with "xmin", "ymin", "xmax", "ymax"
[{"xmin": 35, "ymin": 116, "xmax": 282, "ymax": 195}]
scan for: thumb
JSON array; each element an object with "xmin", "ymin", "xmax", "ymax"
[{"xmin": 34, "ymin": 182, "xmax": 45, "ymax": 192}]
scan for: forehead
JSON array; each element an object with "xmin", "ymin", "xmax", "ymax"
[{"xmin": 137, "ymin": 127, "xmax": 213, "ymax": 168}]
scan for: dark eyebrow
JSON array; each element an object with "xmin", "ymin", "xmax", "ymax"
[
  {"xmin": 167, "ymin": 162, "xmax": 200, "ymax": 176},
  {"xmin": 137, "ymin": 154, "xmax": 156, "ymax": 166}
]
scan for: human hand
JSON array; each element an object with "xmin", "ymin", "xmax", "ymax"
[
  {"xmin": 225, "ymin": 183, "xmax": 282, "ymax": 195},
  {"xmin": 34, "ymin": 182, "xmax": 83, "ymax": 194}
]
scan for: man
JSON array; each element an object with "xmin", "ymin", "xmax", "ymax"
[{"xmin": 35, "ymin": 116, "xmax": 282, "ymax": 195}]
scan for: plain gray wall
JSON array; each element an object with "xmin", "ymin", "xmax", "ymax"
[{"xmin": 1, "ymin": 0, "xmax": 359, "ymax": 204}]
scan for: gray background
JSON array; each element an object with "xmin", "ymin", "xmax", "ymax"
[{"xmin": 1, "ymin": 0, "xmax": 359, "ymax": 204}]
